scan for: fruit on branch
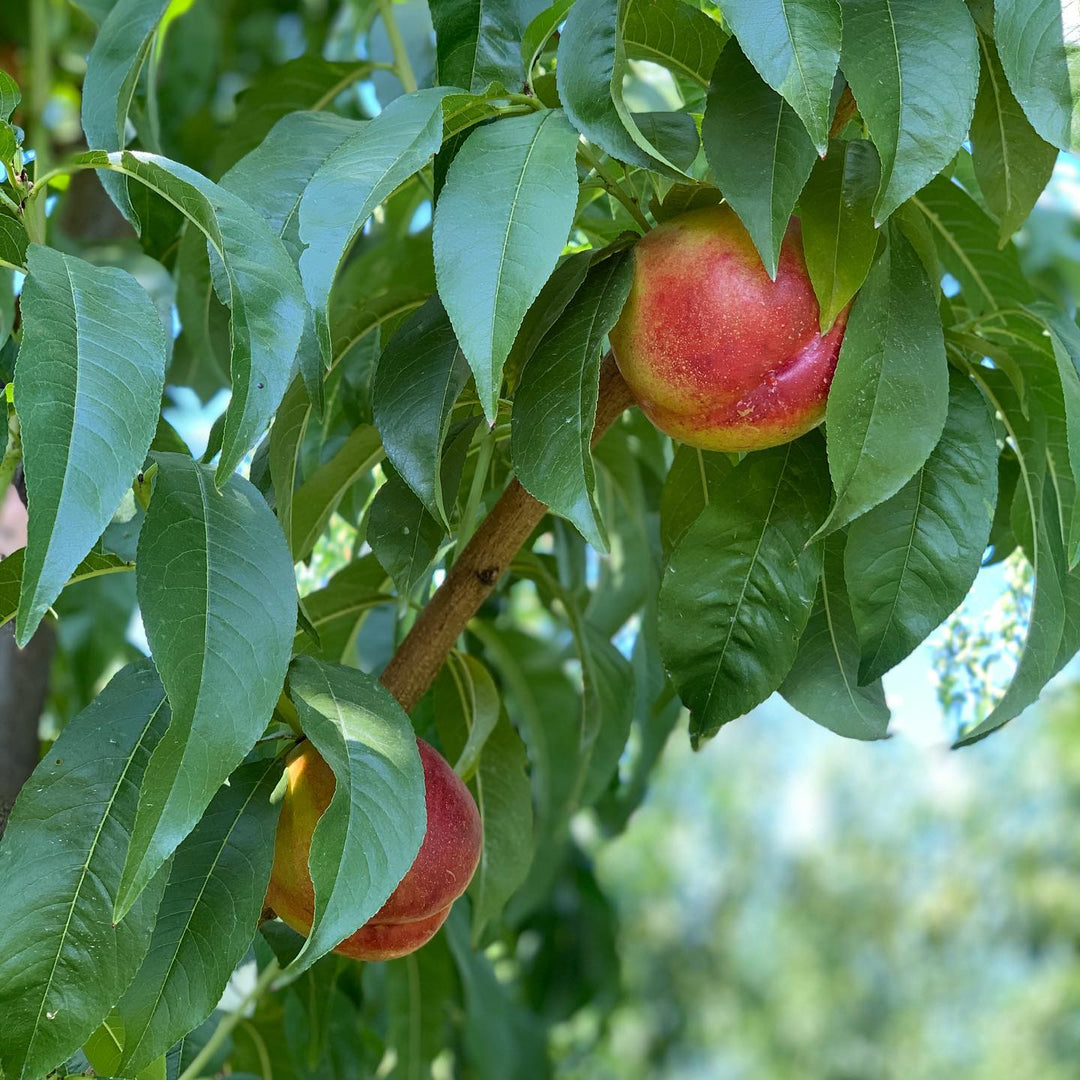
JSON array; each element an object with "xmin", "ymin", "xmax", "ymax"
[
  {"xmin": 609, "ymin": 204, "xmax": 848, "ymax": 452},
  {"xmin": 266, "ymin": 738, "xmax": 482, "ymax": 961}
]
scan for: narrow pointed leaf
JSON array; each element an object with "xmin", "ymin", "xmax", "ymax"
[
  {"xmin": 117, "ymin": 453, "xmax": 295, "ymax": 920},
  {"xmin": 845, "ymin": 371, "xmax": 998, "ymax": 683},
  {"xmin": 622, "ymin": 0, "xmax": 729, "ymax": 88},
  {"xmin": 971, "ymin": 28, "xmax": 1058, "ymax": 242},
  {"xmin": 993, "ymin": 0, "xmax": 1080, "ymax": 152},
  {"xmin": 76, "ymin": 150, "xmax": 306, "ymax": 481},
  {"xmin": 289, "ymin": 424, "xmax": 382, "ymax": 562},
  {"xmin": 1, "ymin": 548, "xmax": 133, "ymax": 629},
  {"xmin": 384, "ymin": 936, "xmax": 456, "ymax": 1079},
  {"xmin": 840, "ymin": 0, "xmax": 979, "ymax": 221},
  {"xmin": 716, "ymin": 0, "xmax": 842, "ymax": 152},
  {"xmin": 14, "ymin": 245, "xmax": 165, "ymax": 644},
  {"xmin": 658, "ymin": 436, "xmax": 831, "ymax": 742},
  {"xmin": 659, "ymin": 444, "xmax": 735, "ymax": 559},
  {"xmin": 372, "ymin": 296, "xmax": 471, "ymax": 526},
  {"xmin": 0, "ymin": 662, "xmax": 171, "ymax": 1080},
  {"xmin": 781, "ymin": 534, "xmax": 891, "ymax": 739},
  {"xmin": 798, "ymin": 139, "xmax": 881, "ymax": 330},
  {"xmin": 430, "ymin": 0, "xmax": 533, "ymax": 91},
  {"xmin": 113, "ymin": 756, "xmax": 283, "ymax": 1074},
  {"xmin": 702, "ymin": 43, "xmax": 818, "ymax": 277},
  {"xmin": 80, "ymin": 0, "xmax": 172, "ymax": 220},
  {"xmin": 469, "ymin": 715, "xmax": 533, "ymax": 942},
  {"xmin": 820, "ymin": 230, "xmax": 949, "ymax": 534},
  {"xmin": 512, "ymin": 252, "xmax": 634, "ymax": 550},
  {"xmin": 299, "ymin": 88, "xmax": 456, "ymax": 365},
  {"xmin": 286, "ymin": 657, "xmax": 426, "ymax": 974},
  {"xmin": 434, "ymin": 109, "xmax": 579, "ymax": 420}
]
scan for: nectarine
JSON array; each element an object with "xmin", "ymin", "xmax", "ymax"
[
  {"xmin": 266, "ymin": 738, "xmax": 482, "ymax": 961},
  {"xmin": 609, "ymin": 204, "xmax": 847, "ymax": 452}
]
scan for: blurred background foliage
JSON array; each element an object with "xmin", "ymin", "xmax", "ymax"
[{"xmin": 4, "ymin": 0, "xmax": 1080, "ymax": 1076}]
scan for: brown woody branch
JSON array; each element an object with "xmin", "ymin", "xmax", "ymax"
[
  {"xmin": 828, "ymin": 86, "xmax": 857, "ymax": 140},
  {"xmin": 379, "ymin": 354, "xmax": 634, "ymax": 712}
]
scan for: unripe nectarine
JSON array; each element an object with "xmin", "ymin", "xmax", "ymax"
[
  {"xmin": 266, "ymin": 738, "xmax": 482, "ymax": 961},
  {"xmin": 609, "ymin": 204, "xmax": 847, "ymax": 452}
]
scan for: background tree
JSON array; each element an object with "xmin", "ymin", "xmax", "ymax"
[{"xmin": 0, "ymin": 0, "xmax": 1078, "ymax": 1077}]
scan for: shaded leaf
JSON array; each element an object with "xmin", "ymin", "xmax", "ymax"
[{"xmin": 659, "ymin": 444, "xmax": 735, "ymax": 559}]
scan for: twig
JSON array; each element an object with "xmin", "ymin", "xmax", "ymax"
[
  {"xmin": 828, "ymin": 86, "xmax": 857, "ymax": 140},
  {"xmin": 379, "ymin": 356, "xmax": 635, "ymax": 711}
]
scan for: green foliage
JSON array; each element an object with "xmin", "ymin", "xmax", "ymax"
[{"xmin": 1, "ymin": 0, "xmax": 1079, "ymax": 1072}]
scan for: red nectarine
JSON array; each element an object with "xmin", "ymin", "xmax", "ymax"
[
  {"xmin": 266, "ymin": 738, "xmax": 482, "ymax": 961},
  {"xmin": 609, "ymin": 204, "xmax": 847, "ymax": 452}
]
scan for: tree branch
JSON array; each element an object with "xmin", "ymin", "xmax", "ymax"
[{"xmin": 379, "ymin": 354, "xmax": 634, "ymax": 711}]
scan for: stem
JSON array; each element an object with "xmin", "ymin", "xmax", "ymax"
[
  {"xmin": 577, "ymin": 144, "xmax": 650, "ymax": 232},
  {"xmin": 0, "ymin": 410, "xmax": 21, "ymax": 502},
  {"xmin": 503, "ymin": 92, "xmax": 545, "ymax": 111},
  {"xmin": 28, "ymin": 0, "xmax": 51, "ymax": 244},
  {"xmin": 379, "ymin": 356, "xmax": 635, "ymax": 711},
  {"xmin": 177, "ymin": 960, "xmax": 281, "ymax": 1080},
  {"xmin": 378, "ymin": 0, "xmax": 418, "ymax": 94}
]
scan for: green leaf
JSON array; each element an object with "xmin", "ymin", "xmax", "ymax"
[
  {"xmin": 220, "ymin": 111, "xmax": 367, "ymax": 412},
  {"xmin": 658, "ymin": 436, "xmax": 831, "ymax": 742},
  {"xmin": 780, "ymin": 533, "xmax": 891, "ymax": 739},
  {"xmin": 716, "ymin": 0, "xmax": 842, "ymax": 152},
  {"xmin": 845, "ymin": 370, "xmax": 998, "ymax": 683},
  {"xmin": 299, "ymin": 87, "xmax": 455, "ymax": 366},
  {"xmin": 289, "ymin": 424, "xmax": 383, "ymax": 562},
  {"xmin": 512, "ymin": 252, "xmax": 634, "ymax": 550},
  {"xmin": 117, "ymin": 453, "xmax": 295, "ymax": 920},
  {"xmin": 14, "ymin": 245, "xmax": 165, "ymax": 644},
  {"xmin": 993, "ymin": 0, "xmax": 1080, "ymax": 152},
  {"xmin": 384, "ymin": 935, "xmax": 456, "ymax": 1079},
  {"xmin": 622, "ymin": 0, "xmax": 729, "ymax": 89},
  {"xmin": 957, "ymin": 366, "xmax": 1067, "ymax": 743},
  {"xmin": 113, "ymin": 756, "xmax": 283, "ymax": 1074},
  {"xmin": 435, "ymin": 652, "xmax": 501, "ymax": 782},
  {"xmin": 0, "ymin": 212, "xmax": 28, "ymax": 271},
  {"xmin": 469, "ymin": 714, "xmax": 534, "ymax": 942},
  {"xmin": 522, "ymin": 0, "xmax": 577, "ymax": 77},
  {"xmin": 367, "ymin": 464, "xmax": 448, "ymax": 595},
  {"xmin": 556, "ymin": 0, "xmax": 689, "ymax": 177},
  {"xmin": 0, "ymin": 661, "xmax": 171, "ymax": 1080},
  {"xmin": 76, "ymin": 150, "xmax": 307, "ymax": 481},
  {"xmin": 798, "ymin": 139, "xmax": 881, "ymax": 331},
  {"xmin": 0, "ymin": 70, "xmax": 20, "ymax": 121},
  {"xmin": 285, "ymin": 656, "xmax": 426, "ymax": 973},
  {"xmin": 0, "ymin": 547, "xmax": 132, "ymax": 629},
  {"xmin": 819, "ymin": 230, "xmax": 949, "ymax": 535},
  {"xmin": 214, "ymin": 56, "xmax": 375, "ymax": 175},
  {"xmin": 972, "ymin": 27, "xmax": 1058, "ymax": 243},
  {"xmin": 80, "ymin": 0, "xmax": 172, "ymax": 220},
  {"xmin": 910, "ymin": 174, "xmax": 1035, "ymax": 316},
  {"xmin": 434, "ymin": 109, "xmax": 580, "ymax": 420},
  {"xmin": 430, "ymin": 0, "xmax": 533, "ymax": 91},
  {"xmin": 372, "ymin": 295, "xmax": 471, "ymax": 527},
  {"xmin": 659, "ymin": 444, "xmax": 735, "ymax": 560},
  {"xmin": 702, "ymin": 42, "xmax": 818, "ymax": 278},
  {"xmin": 292, "ymin": 556, "xmax": 391, "ymax": 662},
  {"xmin": 840, "ymin": 0, "xmax": 979, "ymax": 222}
]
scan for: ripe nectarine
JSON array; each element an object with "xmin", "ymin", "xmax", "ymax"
[
  {"xmin": 609, "ymin": 204, "xmax": 847, "ymax": 452},
  {"xmin": 266, "ymin": 738, "xmax": 482, "ymax": 961}
]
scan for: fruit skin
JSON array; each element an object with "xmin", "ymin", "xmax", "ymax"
[
  {"xmin": 609, "ymin": 204, "xmax": 848, "ymax": 453},
  {"xmin": 266, "ymin": 737, "xmax": 482, "ymax": 962}
]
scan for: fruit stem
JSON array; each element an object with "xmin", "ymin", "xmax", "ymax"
[
  {"xmin": 177, "ymin": 959, "xmax": 281, "ymax": 1080},
  {"xmin": 379, "ymin": 355, "xmax": 635, "ymax": 711}
]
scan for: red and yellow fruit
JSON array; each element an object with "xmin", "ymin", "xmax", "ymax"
[
  {"xmin": 609, "ymin": 204, "xmax": 847, "ymax": 453},
  {"xmin": 266, "ymin": 738, "xmax": 482, "ymax": 961}
]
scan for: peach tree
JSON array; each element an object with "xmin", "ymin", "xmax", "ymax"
[{"xmin": 0, "ymin": 0, "xmax": 1075, "ymax": 1075}]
